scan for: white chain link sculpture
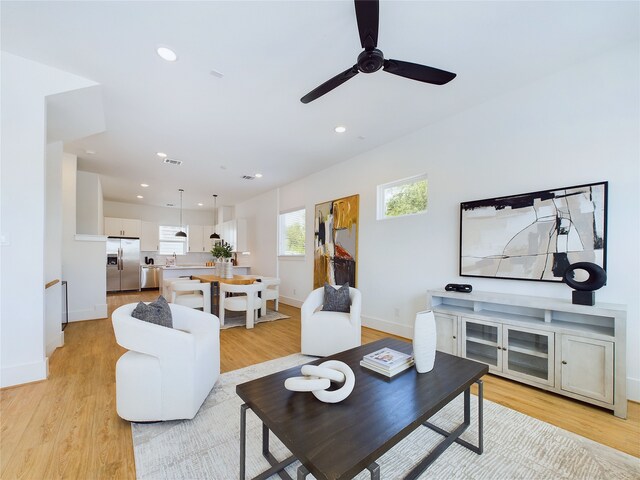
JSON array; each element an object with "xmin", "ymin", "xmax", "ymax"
[{"xmin": 284, "ymin": 360, "xmax": 355, "ymax": 403}]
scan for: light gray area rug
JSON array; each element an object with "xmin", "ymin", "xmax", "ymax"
[
  {"xmin": 132, "ymin": 354, "xmax": 639, "ymax": 480},
  {"xmin": 220, "ymin": 310, "xmax": 290, "ymax": 329}
]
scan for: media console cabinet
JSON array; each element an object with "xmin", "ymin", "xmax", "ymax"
[{"xmin": 427, "ymin": 289, "xmax": 627, "ymax": 418}]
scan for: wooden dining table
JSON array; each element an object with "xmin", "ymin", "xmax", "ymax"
[{"xmin": 191, "ymin": 274, "xmax": 257, "ymax": 317}]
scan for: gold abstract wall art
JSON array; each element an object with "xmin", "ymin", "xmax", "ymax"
[{"xmin": 314, "ymin": 194, "xmax": 359, "ymax": 289}]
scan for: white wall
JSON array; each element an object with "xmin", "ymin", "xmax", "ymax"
[
  {"xmin": 0, "ymin": 53, "xmax": 98, "ymax": 387},
  {"xmin": 103, "ymin": 200, "xmax": 213, "ymax": 226},
  {"xmin": 234, "ymin": 189, "xmax": 279, "ymax": 273},
  {"xmin": 44, "ymin": 142, "xmax": 64, "ymax": 356},
  {"xmin": 237, "ymin": 42, "xmax": 640, "ymax": 399},
  {"xmin": 76, "ymin": 171, "xmax": 104, "ymax": 235},
  {"xmin": 61, "ymin": 153, "xmax": 107, "ymax": 321}
]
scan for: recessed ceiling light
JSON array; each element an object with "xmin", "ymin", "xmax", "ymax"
[
  {"xmin": 157, "ymin": 152, "xmax": 167, "ymax": 158},
  {"xmin": 140, "ymin": 183, "xmax": 149, "ymax": 188},
  {"xmin": 254, "ymin": 173, "xmax": 263, "ymax": 178},
  {"xmin": 220, "ymin": 165, "xmax": 227, "ymax": 170},
  {"xmin": 209, "ymin": 69, "xmax": 224, "ymax": 78},
  {"xmin": 137, "ymin": 195, "xmax": 144, "ymax": 199},
  {"xmin": 156, "ymin": 46, "xmax": 177, "ymax": 62},
  {"xmin": 197, "ymin": 203, "xmax": 204, "ymax": 206},
  {"xmin": 334, "ymin": 126, "xmax": 346, "ymax": 133},
  {"xmin": 85, "ymin": 149, "xmax": 96, "ymax": 155}
]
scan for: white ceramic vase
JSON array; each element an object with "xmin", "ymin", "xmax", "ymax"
[
  {"xmin": 215, "ymin": 259, "xmax": 223, "ymax": 277},
  {"xmin": 413, "ymin": 310, "xmax": 437, "ymax": 373},
  {"xmin": 223, "ymin": 259, "xmax": 233, "ymax": 279}
]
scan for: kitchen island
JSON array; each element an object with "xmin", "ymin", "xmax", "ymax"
[{"xmin": 158, "ymin": 265, "xmax": 251, "ymax": 297}]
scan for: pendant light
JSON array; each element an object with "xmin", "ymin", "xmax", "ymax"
[
  {"xmin": 210, "ymin": 194, "xmax": 220, "ymax": 239},
  {"xmin": 175, "ymin": 189, "xmax": 187, "ymax": 237}
]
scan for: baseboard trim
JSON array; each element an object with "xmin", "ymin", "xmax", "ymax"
[
  {"xmin": 627, "ymin": 377, "xmax": 639, "ymax": 402},
  {"xmin": 1, "ymin": 358, "xmax": 48, "ymax": 388},
  {"xmin": 362, "ymin": 315, "xmax": 413, "ymax": 339},
  {"xmin": 46, "ymin": 332, "xmax": 65, "ymax": 356},
  {"xmin": 69, "ymin": 303, "xmax": 108, "ymax": 322},
  {"xmin": 279, "ymin": 296, "xmax": 303, "ymax": 309}
]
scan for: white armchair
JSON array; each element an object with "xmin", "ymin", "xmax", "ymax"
[
  {"xmin": 301, "ymin": 286, "xmax": 362, "ymax": 357},
  {"xmin": 112, "ymin": 303, "xmax": 220, "ymax": 422}
]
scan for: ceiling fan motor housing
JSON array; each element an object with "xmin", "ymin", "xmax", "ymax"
[{"xmin": 357, "ymin": 48, "xmax": 384, "ymax": 73}]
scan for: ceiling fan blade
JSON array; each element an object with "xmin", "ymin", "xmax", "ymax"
[
  {"xmin": 354, "ymin": 0, "xmax": 379, "ymax": 50},
  {"xmin": 300, "ymin": 66, "xmax": 359, "ymax": 104},
  {"xmin": 383, "ymin": 59, "xmax": 456, "ymax": 85}
]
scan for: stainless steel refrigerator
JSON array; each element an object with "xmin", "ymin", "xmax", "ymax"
[{"xmin": 106, "ymin": 237, "xmax": 141, "ymax": 292}]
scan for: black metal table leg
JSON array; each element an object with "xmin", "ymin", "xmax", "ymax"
[
  {"xmin": 408, "ymin": 380, "xmax": 484, "ymax": 479},
  {"xmin": 256, "ymin": 278, "xmax": 262, "ymax": 319},
  {"xmin": 212, "ymin": 280, "xmax": 219, "ymax": 317},
  {"xmin": 367, "ymin": 462, "xmax": 381, "ymax": 479},
  {"xmin": 297, "ymin": 465, "xmax": 309, "ymax": 480},
  {"xmin": 421, "ymin": 380, "xmax": 484, "ymax": 455},
  {"xmin": 240, "ymin": 404, "xmax": 248, "ymax": 480},
  {"xmin": 240, "ymin": 404, "xmax": 296, "ymax": 480}
]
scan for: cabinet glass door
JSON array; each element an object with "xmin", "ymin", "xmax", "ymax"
[
  {"xmin": 504, "ymin": 327, "xmax": 554, "ymax": 386},
  {"xmin": 463, "ymin": 319, "xmax": 501, "ymax": 369}
]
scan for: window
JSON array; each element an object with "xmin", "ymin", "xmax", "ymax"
[
  {"xmin": 377, "ymin": 174, "xmax": 428, "ymax": 219},
  {"xmin": 279, "ymin": 208, "xmax": 305, "ymax": 256},
  {"xmin": 158, "ymin": 225, "xmax": 188, "ymax": 255}
]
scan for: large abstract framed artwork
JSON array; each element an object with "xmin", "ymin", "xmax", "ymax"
[
  {"xmin": 314, "ymin": 194, "xmax": 359, "ymax": 289},
  {"xmin": 460, "ymin": 182, "xmax": 607, "ymax": 282}
]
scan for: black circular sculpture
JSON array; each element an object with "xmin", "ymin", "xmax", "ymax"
[{"xmin": 562, "ymin": 262, "xmax": 607, "ymax": 305}]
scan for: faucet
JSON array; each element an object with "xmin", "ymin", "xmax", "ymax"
[{"xmin": 173, "ymin": 252, "xmax": 177, "ymax": 264}]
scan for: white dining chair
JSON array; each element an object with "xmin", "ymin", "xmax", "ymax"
[
  {"xmin": 162, "ymin": 276, "xmax": 195, "ymax": 298},
  {"xmin": 171, "ymin": 281, "xmax": 211, "ymax": 314},
  {"xmin": 218, "ymin": 282, "xmax": 264, "ymax": 329},
  {"xmin": 254, "ymin": 276, "xmax": 280, "ymax": 315}
]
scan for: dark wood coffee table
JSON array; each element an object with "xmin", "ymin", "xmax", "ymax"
[{"xmin": 236, "ymin": 338, "xmax": 488, "ymax": 480}]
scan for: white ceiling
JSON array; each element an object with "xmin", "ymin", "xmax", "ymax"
[{"xmin": 2, "ymin": 1, "xmax": 638, "ymax": 210}]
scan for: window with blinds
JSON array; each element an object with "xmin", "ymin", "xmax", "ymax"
[
  {"xmin": 278, "ymin": 208, "xmax": 305, "ymax": 256},
  {"xmin": 158, "ymin": 225, "xmax": 188, "ymax": 255}
]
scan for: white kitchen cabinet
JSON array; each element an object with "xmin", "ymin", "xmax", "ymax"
[
  {"xmin": 104, "ymin": 217, "xmax": 141, "ymax": 237},
  {"xmin": 428, "ymin": 289, "xmax": 627, "ymax": 418},
  {"xmin": 434, "ymin": 312, "xmax": 458, "ymax": 356},
  {"xmin": 140, "ymin": 221, "xmax": 159, "ymax": 251},
  {"xmin": 216, "ymin": 220, "xmax": 233, "ymax": 250},
  {"xmin": 203, "ymin": 225, "xmax": 218, "ymax": 252},
  {"xmin": 187, "ymin": 224, "xmax": 221, "ymax": 253},
  {"xmin": 188, "ymin": 225, "xmax": 204, "ymax": 253},
  {"xmin": 104, "ymin": 217, "xmax": 120, "ymax": 236},
  {"xmin": 216, "ymin": 218, "xmax": 247, "ymax": 252},
  {"xmin": 235, "ymin": 218, "xmax": 248, "ymax": 252},
  {"xmin": 560, "ymin": 335, "xmax": 613, "ymax": 404}
]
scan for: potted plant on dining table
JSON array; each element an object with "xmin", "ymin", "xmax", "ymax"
[{"xmin": 211, "ymin": 242, "xmax": 234, "ymax": 278}]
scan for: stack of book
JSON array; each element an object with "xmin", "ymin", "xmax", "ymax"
[{"xmin": 360, "ymin": 347, "xmax": 415, "ymax": 377}]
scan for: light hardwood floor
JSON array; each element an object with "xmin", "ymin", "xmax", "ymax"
[{"xmin": 1, "ymin": 290, "xmax": 638, "ymax": 479}]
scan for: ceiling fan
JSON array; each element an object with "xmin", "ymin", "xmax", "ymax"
[{"xmin": 300, "ymin": 0, "xmax": 456, "ymax": 104}]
